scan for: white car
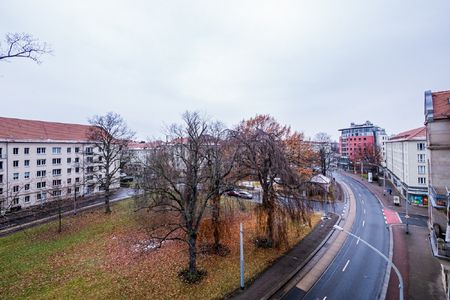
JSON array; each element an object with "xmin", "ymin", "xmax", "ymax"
[{"xmin": 238, "ymin": 190, "xmax": 253, "ymax": 199}]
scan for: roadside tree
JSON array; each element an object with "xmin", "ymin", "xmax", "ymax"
[
  {"xmin": 0, "ymin": 32, "xmax": 52, "ymax": 63},
  {"xmin": 87, "ymin": 112, "xmax": 135, "ymax": 213}
]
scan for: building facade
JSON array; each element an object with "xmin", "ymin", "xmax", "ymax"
[
  {"xmin": 338, "ymin": 121, "xmax": 388, "ymax": 166},
  {"xmin": 423, "ymin": 90, "xmax": 450, "ymax": 297},
  {"xmin": 385, "ymin": 127, "xmax": 428, "ymax": 206},
  {"xmin": 0, "ymin": 117, "xmax": 120, "ymax": 213}
]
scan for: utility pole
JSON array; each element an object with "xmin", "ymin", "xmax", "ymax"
[{"xmin": 240, "ymin": 223, "xmax": 245, "ymax": 289}]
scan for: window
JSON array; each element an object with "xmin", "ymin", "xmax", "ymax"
[
  {"xmin": 418, "ymin": 177, "xmax": 427, "ymax": 185},
  {"xmin": 0, "ymin": 161, "xmax": 2, "ymax": 170},
  {"xmin": 52, "ymin": 169, "xmax": 62, "ymax": 176},
  {"xmin": 85, "ymin": 147, "xmax": 93, "ymax": 154},
  {"xmin": 417, "ymin": 143, "xmax": 426, "ymax": 151},
  {"xmin": 67, "ymin": 147, "xmax": 72, "ymax": 153},
  {"xmin": 75, "ymin": 147, "xmax": 80, "ymax": 153},
  {"xmin": 67, "ymin": 178, "xmax": 72, "ymax": 184},
  {"xmin": 24, "ymin": 160, "xmax": 30, "ymax": 167},
  {"xmin": 75, "ymin": 186, "xmax": 80, "ymax": 193},
  {"xmin": 87, "ymin": 175, "xmax": 94, "ymax": 181},
  {"xmin": 37, "ymin": 159, "xmax": 46, "ymax": 166},
  {"xmin": 0, "ymin": 188, "xmax": 3, "ymax": 195},
  {"xmin": 13, "ymin": 147, "xmax": 19, "ymax": 155},
  {"xmin": 36, "ymin": 182, "xmax": 46, "ymax": 189},
  {"xmin": 12, "ymin": 198, "xmax": 19, "ymax": 205},
  {"xmin": 0, "ymin": 148, "xmax": 2, "ymax": 158},
  {"xmin": 37, "ymin": 147, "xmax": 46, "ymax": 154},
  {"xmin": 13, "ymin": 173, "xmax": 19, "ymax": 180},
  {"xmin": 418, "ymin": 166, "xmax": 426, "ymax": 174},
  {"xmin": 52, "ymin": 147, "xmax": 62, "ymax": 154},
  {"xmin": 24, "ymin": 195, "xmax": 30, "ymax": 203},
  {"xmin": 86, "ymin": 156, "xmax": 94, "ymax": 163},
  {"xmin": 24, "ymin": 172, "xmax": 30, "ymax": 179},
  {"xmin": 52, "ymin": 158, "xmax": 61, "ymax": 165},
  {"xmin": 75, "ymin": 177, "xmax": 80, "ymax": 183},
  {"xmin": 87, "ymin": 166, "xmax": 94, "ymax": 173},
  {"xmin": 53, "ymin": 190, "xmax": 62, "ymax": 197},
  {"xmin": 52, "ymin": 179, "xmax": 62, "ymax": 186},
  {"xmin": 75, "ymin": 167, "xmax": 80, "ymax": 173},
  {"xmin": 67, "ymin": 188, "xmax": 72, "ymax": 194},
  {"xmin": 67, "ymin": 168, "xmax": 72, "ymax": 174},
  {"xmin": 417, "ymin": 154, "xmax": 426, "ymax": 163},
  {"xmin": 67, "ymin": 158, "xmax": 72, "ymax": 163},
  {"xmin": 0, "ymin": 175, "xmax": 2, "ymax": 184},
  {"xmin": 13, "ymin": 160, "xmax": 19, "ymax": 167},
  {"xmin": 36, "ymin": 193, "xmax": 45, "ymax": 201},
  {"xmin": 75, "ymin": 157, "xmax": 80, "ymax": 163},
  {"xmin": 24, "ymin": 184, "xmax": 30, "ymax": 191},
  {"xmin": 36, "ymin": 170, "xmax": 46, "ymax": 177},
  {"xmin": 13, "ymin": 185, "xmax": 19, "ymax": 192},
  {"xmin": 24, "ymin": 147, "xmax": 29, "ymax": 155},
  {"xmin": 98, "ymin": 156, "xmax": 103, "ymax": 162}
]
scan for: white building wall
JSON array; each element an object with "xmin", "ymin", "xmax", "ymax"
[{"xmin": 0, "ymin": 140, "xmax": 120, "ymax": 211}]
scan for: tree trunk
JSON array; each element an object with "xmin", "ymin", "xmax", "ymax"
[
  {"xmin": 104, "ymin": 188, "xmax": 111, "ymax": 214},
  {"xmin": 211, "ymin": 195, "xmax": 221, "ymax": 250},
  {"xmin": 188, "ymin": 231, "xmax": 197, "ymax": 274}
]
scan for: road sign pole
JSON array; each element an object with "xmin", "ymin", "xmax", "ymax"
[{"xmin": 240, "ymin": 223, "xmax": 245, "ymax": 289}]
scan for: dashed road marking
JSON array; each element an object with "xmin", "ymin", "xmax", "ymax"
[
  {"xmin": 356, "ymin": 238, "xmax": 360, "ymax": 245},
  {"xmin": 323, "ymin": 297, "xmax": 327, "ymax": 300},
  {"xmin": 342, "ymin": 259, "xmax": 350, "ymax": 272},
  {"xmin": 362, "ymin": 220, "xmax": 365, "ymax": 227},
  {"xmin": 364, "ymin": 209, "xmax": 366, "ymax": 215}
]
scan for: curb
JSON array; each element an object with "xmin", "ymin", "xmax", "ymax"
[{"xmin": 264, "ymin": 214, "xmax": 342, "ymax": 300}]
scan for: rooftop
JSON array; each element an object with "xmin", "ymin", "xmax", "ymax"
[
  {"xmin": 389, "ymin": 126, "xmax": 426, "ymax": 141},
  {"xmin": 0, "ymin": 116, "xmax": 93, "ymax": 142},
  {"xmin": 432, "ymin": 90, "xmax": 450, "ymax": 120}
]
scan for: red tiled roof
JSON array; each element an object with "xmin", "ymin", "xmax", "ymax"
[
  {"xmin": 0, "ymin": 116, "xmax": 93, "ymax": 141},
  {"xmin": 389, "ymin": 126, "xmax": 426, "ymax": 141},
  {"xmin": 432, "ymin": 90, "xmax": 450, "ymax": 120}
]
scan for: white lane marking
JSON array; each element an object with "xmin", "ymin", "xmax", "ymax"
[
  {"xmin": 362, "ymin": 220, "xmax": 365, "ymax": 227},
  {"xmin": 364, "ymin": 209, "xmax": 366, "ymax": 215},
  {"xmin": 362, "ymin": 200, "xmax": 365, "ymax": 204},
  {"xmin": 356, "ymin": 238, "xmax": 360, "ymax": 245},
  {"xmin": 323, "ymin": 297, "xmax": 327, "ymax": 300},
  {"xmin": 342, "ymin": 259, "xmax": 350, "ymax": 272}
]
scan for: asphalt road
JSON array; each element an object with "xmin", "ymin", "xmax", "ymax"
[{"xmin": 284, "ymin": 173, "xmax": 390, "ymax": 300}]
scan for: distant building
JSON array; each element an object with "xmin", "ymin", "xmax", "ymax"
[
  {"xmin": 338, "ymin": 120, "xmax": 388, "ymax": 166},
  {"xmin": 385, "ymin": 127, "xmax": 428, "ymax": 206},
  {"xmin": 0, "ymin": 117, "xmax": 120, "ymax": 213},
  {"xmin": 425, "ymin": 90, "xmax": 450, "ymax": 272}
]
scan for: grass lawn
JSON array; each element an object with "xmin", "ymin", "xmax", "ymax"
[{"xmin": 0, "ymin": 198, "xmax": 319, "ymax": 299}]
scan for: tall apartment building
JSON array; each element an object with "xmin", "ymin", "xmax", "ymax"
[
  {"xmin": 385, "ymin": 127, "xmax": 428, "ymax": 206},
  {"xmin": 0, "ymin": 117, "xmax": 120, "ymax": 213},
  {"xmin": 423, "ymin": 90, "xmax": 450, "ymax": 297},
  {"xmin": 338, "ymin": 121, "xmax": 388, "ymax": 163}
]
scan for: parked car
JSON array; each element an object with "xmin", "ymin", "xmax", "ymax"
[
  {"xmin": 227, "ymin": 190, "xmax": 241, "ymax": 197},
  {"xmin": 237, "ymin": 190, "xmax": 253, "ymax": 199},
  {"xmin": 226, "ymin": 190, "xmax": 253, "ymax": 199}
]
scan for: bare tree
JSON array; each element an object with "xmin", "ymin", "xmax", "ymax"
[
  {"xmin": 204, "ymin": 122, "xmax": 239, "ymax": 253},
  {"xmin": 140, "ymin": 112, "xmax": 227, "ymax": 282},
  {"xmin": 314, "ymin": 132, "xmax": 334, "ymax": 176},
  {"xmin": 87, "ymin": 112, "xmax": 135, "ymax": 214},
  {"xmin": 0, "ymin": 32, "xmax": 52, "ymax": 63},
  {"xmin": 233, "ymin": 115, "xmax": 310, "ymax": 248}
]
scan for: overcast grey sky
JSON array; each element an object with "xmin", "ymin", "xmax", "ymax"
[{"xmin": 1, "ymin": 1, "xmax": 450, "ymax": 141}]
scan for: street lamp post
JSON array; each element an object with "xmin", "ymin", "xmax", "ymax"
[{"xmin": 333, "ymin": 225, "xmax": 404, "ymax": 300}]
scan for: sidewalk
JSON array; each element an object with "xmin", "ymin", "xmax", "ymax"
[
  {"xmin": 344, "ymin": 171, "xmax": 428, "ymax": 217},
  {"xmin": 229, "ymin": 213, "xmax": 339, "ymax": 300},
  {"xmin": 341, "ymin": 171, "xmax": 446, "ymax": 300}
]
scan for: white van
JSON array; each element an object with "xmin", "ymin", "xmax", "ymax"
[{"xmin": 393, "ymin": 196, "xmax": 400, "ymax": 206}]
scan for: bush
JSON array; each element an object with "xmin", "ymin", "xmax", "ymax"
[{"xmin": 254, "ymin": 236, "xmax": 273, "ymax": 249}]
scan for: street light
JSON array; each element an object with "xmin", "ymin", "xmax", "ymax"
[{"xmin": 333, "ymin": 225, "xmax": 404, "ymax": 300}]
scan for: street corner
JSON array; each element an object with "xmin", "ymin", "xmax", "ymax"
[{"xmin": 382, "ymin": 208, "xmax": 402, "ymax": 225}]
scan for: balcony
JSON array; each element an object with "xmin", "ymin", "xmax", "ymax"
[{"xmin": 430, "ymin": 229, "xmax": 450, "ymax": 260}]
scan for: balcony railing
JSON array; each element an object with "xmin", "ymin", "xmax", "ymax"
[{"xmin": 430, "ymin": 229, "xmax": 450, "ymax": 260}]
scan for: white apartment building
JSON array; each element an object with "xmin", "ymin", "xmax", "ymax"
[
  {"xmin": 385, "ymin": 126, "xmax": 428, "ymax": 206},
  {"xmin": 0, "ymin": 117, "xmax": 120, "ymax": 213}
]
